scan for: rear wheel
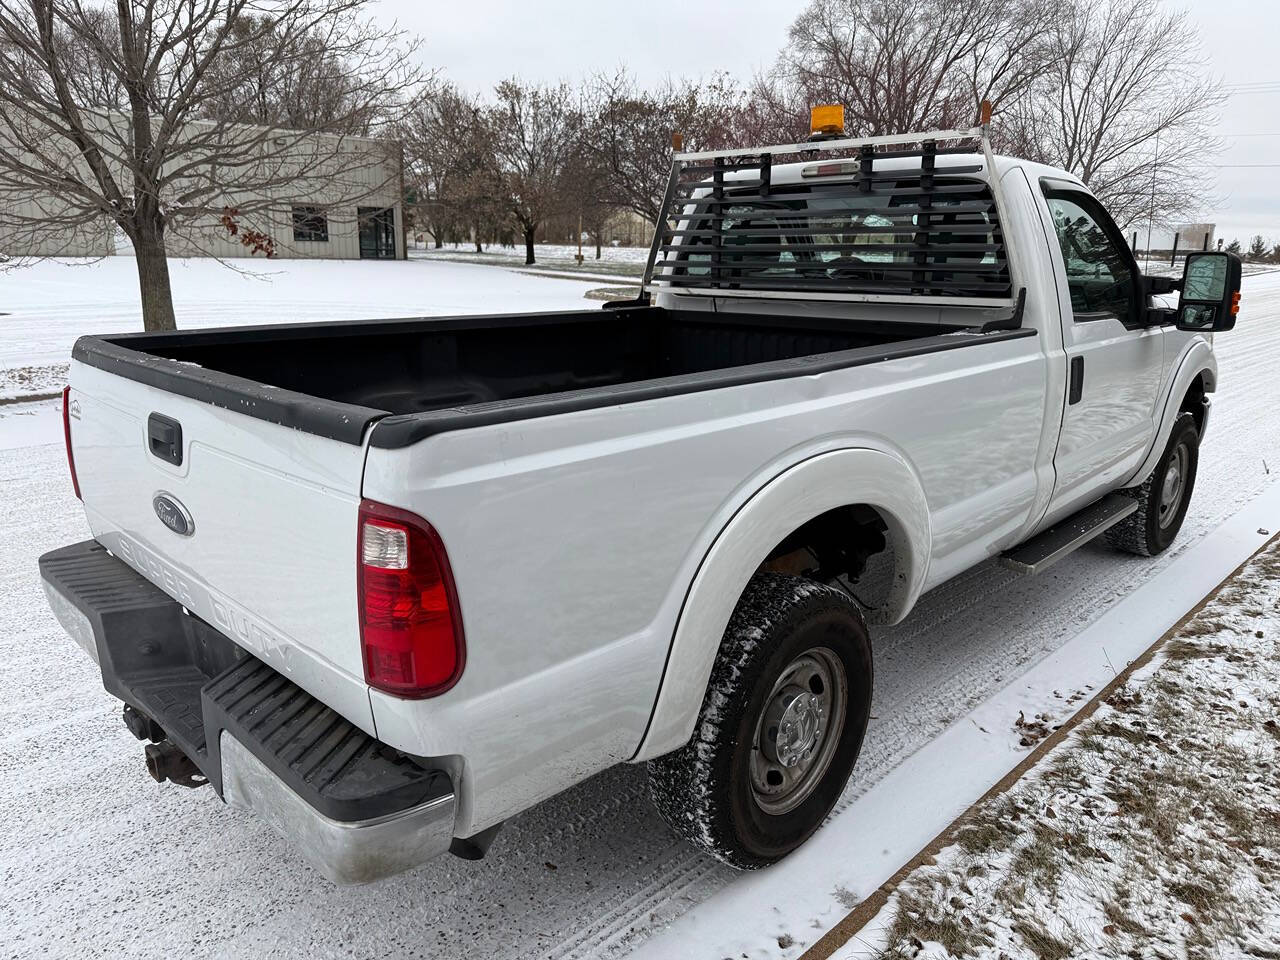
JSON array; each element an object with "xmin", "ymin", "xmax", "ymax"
[
  {"xmin": 646, "ymin": 573, "xmax": 872, "ymax": 869},
  {"xmin": 1106, "ymin": 412, "xmax": 1199, "ymax": 557}
]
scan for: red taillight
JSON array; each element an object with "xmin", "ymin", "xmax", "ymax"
[
  {"xmin": 357, "ymin": 499, "xmax": 464, "ymax": 698},
  {"xmin": 62, "ymin": 385, "xmax": 81, "ymax": 500}
]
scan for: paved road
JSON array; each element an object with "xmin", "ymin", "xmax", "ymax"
[{"xmin": 3, "ymin": 272, "xmax": 1278, "ymax": 959}]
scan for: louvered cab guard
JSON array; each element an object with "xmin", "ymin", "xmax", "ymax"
[{"xmin": 644, "ymin": 109, "xmax": 1015, "ymax": 306}]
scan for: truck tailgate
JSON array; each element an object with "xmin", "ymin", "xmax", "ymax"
[{"xmin": 67, "ymin": 359, "xmax": 376, "ymax": 733}]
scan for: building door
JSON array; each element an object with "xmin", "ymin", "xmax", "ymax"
[{"xmin": 358, "ymin": 207, "xmax": 397, "ymax": 259}]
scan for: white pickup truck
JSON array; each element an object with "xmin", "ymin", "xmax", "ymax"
[{"xmin": 41, "ymin": 117, "xmax": 1243, "ymax": 883}]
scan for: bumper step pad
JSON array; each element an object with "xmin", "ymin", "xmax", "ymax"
[
  {"xmin": 204, "ymin": 659, "xmax": 449, "ymax": 821},
  {"xmin": 40, "ymin": 540, "xmax": 450, "ymax": 823},
  {"xmin": 39, "ymin": 540, "xmax": 226, "ymax": 763}
]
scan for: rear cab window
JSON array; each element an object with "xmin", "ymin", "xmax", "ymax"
[{"xmin": 663, "ymin": 177, "xmax": 1012, "ymax": 300}]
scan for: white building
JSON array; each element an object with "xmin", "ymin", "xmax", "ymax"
[{"xmin": 0, "ymin": 117, "xmax": 405, "ymax": 261}]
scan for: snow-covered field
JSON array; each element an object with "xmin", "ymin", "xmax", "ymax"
[
  {"xmin": 0, "ymin": 255, "xmax": 598, "ymax": 397},
  {"xmin": 409, "ymin": 244, "xmax": 646, "ymax": 287},
  {"xmin": 2, "ymin": 263, "xmax": 1279, "ymax": 959},
  {"xmin": 415, "ymin": 240, "xmax": 650, "ymax": 267}
]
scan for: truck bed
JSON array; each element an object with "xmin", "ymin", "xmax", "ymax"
[
  {"xmin": 65, "ymin": 298, "xmax": 1029, "ymax": 763},
  {"xmin": 73, "ymin": 304, "xmax": 987, "ymax": 448}
]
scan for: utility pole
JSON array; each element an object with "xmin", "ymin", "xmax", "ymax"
[{"xmin": 1143, "ymin": 131, "xmax": 1159, "ymax": 273}]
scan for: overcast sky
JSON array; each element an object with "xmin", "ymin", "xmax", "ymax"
[{"xmin": 378, "ymin": 0, "xmax": 1278, "ymax": 244}]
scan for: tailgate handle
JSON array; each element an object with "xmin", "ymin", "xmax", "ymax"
[{"xmin": 147, "ymin": 413, "xmax": 183, "ymax": 466}]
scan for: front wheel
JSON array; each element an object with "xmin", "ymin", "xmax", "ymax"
[
  {"xmin": 646, "ymin": 573, "xmax": 872, "ymax": 869},
  {"xmin": 1106, "ymin": 412, "xmax": 1199, "ymax": 557}
]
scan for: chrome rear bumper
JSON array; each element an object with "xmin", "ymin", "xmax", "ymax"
[{"xmin": 220, "ymin": 733, "xmax": 456, "ymax": 884}]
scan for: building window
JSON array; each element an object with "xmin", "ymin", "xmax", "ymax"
[{"xmin": 292, "ymin": 206, "xmax": 329, "ymax": 242}]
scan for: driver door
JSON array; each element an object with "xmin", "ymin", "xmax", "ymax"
[{"xmin": 1041, "ymin": 184, "xmax": 1165, "ymax": 517}]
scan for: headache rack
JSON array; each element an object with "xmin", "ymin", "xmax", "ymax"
[{"xmin": 641, "ymin": 123, "xmax": 1021, "ymax": 309}]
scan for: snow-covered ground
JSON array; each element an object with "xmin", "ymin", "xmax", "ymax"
[
  {"xmin": 414, "ymin": 240, "xmax": 650, "ymax": 267},
  {"xmin": 2, "ymin": 265, "xmax": 1279, "ymax": 959},
  {"xmin": 846, "ymin": 538, "xmax": 1280, "ymax": 958},
  {"xmin": 410, "ymin": 243, "xmax": 646, "ymax": 287},
  {"xmin": 0, "ymin": 255, "xmax": 598, "ymax": 397}
]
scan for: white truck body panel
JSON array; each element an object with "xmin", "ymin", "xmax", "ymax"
[
  {"xmin": 67, "ymin": 362, "xmax": 375, "ymax": 733},
  {"xmin": 632, "ymin": 447, "xmax": 932, "ymax": 762},
  {"xmin": 363, "ymin": 323, "xmax": 1048, "ymax": 830}
]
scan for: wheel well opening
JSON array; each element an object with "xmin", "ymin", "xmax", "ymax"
[
  {"xmin": 758, "ymin": 505, "xmax": 894, "ymax": 609},
  {"xmin": 1180, "ymin": 375, "xmax": 1207, "ymax": 435}
]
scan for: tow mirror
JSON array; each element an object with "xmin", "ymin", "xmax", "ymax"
[{"xmin": 1175, "ymin": 251, "xmax": 1242, "ymax": 332}]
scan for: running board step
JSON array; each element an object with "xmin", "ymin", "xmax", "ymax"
[{"xmin": 1000, "ymin": 493, "xmax": 1138, "ymax": 575}]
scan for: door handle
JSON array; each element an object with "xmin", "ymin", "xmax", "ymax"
[
  {"xmin": 1068, "ymin": 357, "xmax": 1085, "ymax": 405},
  {"xmin": 148, "ymin": 412, "xmax": 183, "ymax": 466}
]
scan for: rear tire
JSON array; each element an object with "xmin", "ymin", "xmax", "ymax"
[
  {"xmin": 646, "ymin": 573, "xmax": 872, "ymax": 869},
  {"xmin": 1106, "ymin": 412, "xmax": 1199, "ymax": 557}
]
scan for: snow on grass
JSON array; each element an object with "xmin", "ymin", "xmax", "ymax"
[
  {"xmin": 1138, "ymin": 261, "xmax": 1279, "ymax": 279},
  {"xmin": 414, "ymin": 241, "xmax": 649, "ymax": 270},
  {"xmin": 0, "ymin": 254, "xmax": 596, "ymax": 377},
  {"xmin": 862, "ymin": 540, "xmax": 1280, "ymax": 960},
  {"xmin": 0, "ymin": 398, "xmax": 60, "ymax": 450}
]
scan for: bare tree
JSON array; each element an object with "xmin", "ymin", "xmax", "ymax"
[
  {"xmin": 487, "ymin": 79, "xmax": 583, "ymax": 265},
  {"xmin": 559, "ymin": 135, "xmax": 615, "ymax": 260},
  {"xmin": 765, "ymin": 0, "xmax": 1059, "ymax": 137},
  {"xmin": 402, "ymin": 80, "xmax": 509, "ymax": 252},
  {"xmin": 401, "ymin": 82, "xmax": 454, "ymax": 248},
  {"xmin": 734, "ymin": 73, "xmax": 811, "ymax": 147},
  {"xmin": 588, "ymin": 71, "xmax": 743, "ymax": 228},
  {"xmin": 0, "ymin": 0, "xmax": 423, "ymax": 330},
  {"xmin": 1000, "ymin": 0, "xmax": 1224, "ymax": 229},
  {"xmin": 199, "ymin": 13, "xmax": 385, "ymax": 133}
]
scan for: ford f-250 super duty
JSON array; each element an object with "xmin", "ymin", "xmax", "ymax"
[{"xmin": 40, "ymin": 111, "xmax": 1243, "ymax": 883}]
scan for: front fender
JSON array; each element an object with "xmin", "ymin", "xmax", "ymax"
[
  {"xmin": 630, "ymin": 447, "xmax": 931, "ymax": 762},
  {"xmin": 1124, "ymin": 337, "xmax": 1217, "ymax": 488}
]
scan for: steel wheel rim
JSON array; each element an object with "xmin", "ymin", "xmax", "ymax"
[
  {"xmin": 1159, "ymin": 442, "xmax": 1189, "ymax": 530},
  {"xmin": 749, "ymin": 647, "xmax": 848, "ymax": 815}
]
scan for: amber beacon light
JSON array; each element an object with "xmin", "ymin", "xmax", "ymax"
[{"xmin": 809, "ymin": 104, "xmax": 845, "ymax": 136}]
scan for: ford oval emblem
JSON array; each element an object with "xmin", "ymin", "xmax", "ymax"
[{"xmin": 153, "ymin": 492, "xmax": 195, "ymax": 537}]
